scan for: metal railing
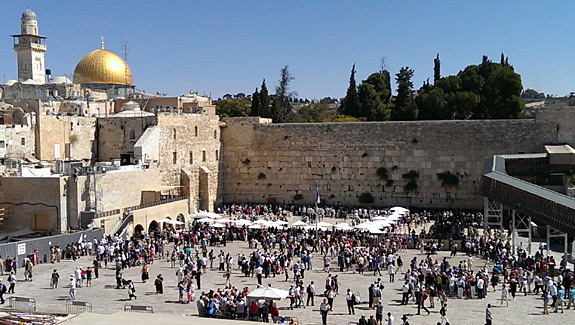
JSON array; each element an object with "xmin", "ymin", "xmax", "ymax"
[
  {"xmin": 97, "ymin": 209, "xmax": 121, "ymax": 219},
  {"xmin": 8, "ymin": 297, "xmax": 36, "ymax": 311},
  {"xmin": 66, "ymin": 300, "xmax": 92, "ymax": 314},
  {"xmin": 124, "ymin": 305, "xmax": 153, "ymax": 313},
  {"xmin": 124, "ymin": 196, "xmax": 186, "ymax": 212}
]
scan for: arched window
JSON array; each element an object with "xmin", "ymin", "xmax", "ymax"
[{"xmin": 129, "ymin": 129, "xmax": 136, "ymax": 140}]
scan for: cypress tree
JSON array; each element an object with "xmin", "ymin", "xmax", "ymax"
[
  {"xmin": 259, "ymin": 79, "xmax": 271, "ymax": 118},
  {"xmin": 250, "ymin": 88, "xmax": 260, "ymax": 116},
  {"xmin": 434, "ymin": 53, "xmax": 441, "ymax": 85},
  {"xmin": 340, "ymin": 64, "xmax": 361, "ymax": 117}
]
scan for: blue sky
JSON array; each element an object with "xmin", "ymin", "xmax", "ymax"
[{"xmin": 1, "ymin": 1, "xmax": 573, "ymax": 99}]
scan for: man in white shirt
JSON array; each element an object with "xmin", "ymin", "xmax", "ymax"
[
  {"xmin": 388, "ymin": 264, "xmax": 395, "ymax": 282},
  {"xmin": 346, "ymin": 288, "xmax": 355, "ymax": 315},
  {"xmin": 387, "ymin": 312, "xmax": 394, "ymax": 325}
]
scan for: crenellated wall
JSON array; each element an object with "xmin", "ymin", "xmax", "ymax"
[{"xmin": 220, "ymin": 117, "xmax": 559, "ymax": 209}]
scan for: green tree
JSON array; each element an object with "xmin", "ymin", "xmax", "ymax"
[
  {"xmin": 271, "ymin": 65, "xmax": 296, "ymax": 123},
  {"xmin": 216, "ymin": 98, "xmax": 251, "ymax": 117},
  {"xmin": 392, "ymin": 67, "xmax": 418, "ymax": 120},
  {"xmin": 358, "ymin": 83, "xmax": 387, "ymax": 121},
  {"xmin": 259, "ymin": 79, "xmax": 271, "ymax": 118},
  {"xmin": 250, "ymin": 88, "xmax": 260, "ymax": 116},
  {"xmin": 521, "ymin": 89, "xmax": 545, "ymax": 99},
  {"xmin": 340, "ymin": 64, "xmax": 361, "ymax": 117}
]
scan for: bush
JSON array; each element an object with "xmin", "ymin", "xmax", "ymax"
[
  {"xmin": 437, "ymin": 171, "xmax": 459, "ymax": 187},
  {"xmin": 258, "ymin": 173, "xmax": 266, "ymax": 180},
  {"xmin": 376, "ymin": 167, "xmax": 388, "ymax": 181},
  {"xmin": 293, "ymin": 193, "xmax": 304, "ymax": 201}
]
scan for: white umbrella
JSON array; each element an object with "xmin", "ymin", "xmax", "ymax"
[
  {"xmin": 197, "ymin": 217, "xmax": 215, "ymax": 223},
  {"xmin": 249, "ymin": 224, "xmax": 263, "ymax": 229},
  {"xmin": 211, "ymin": 223, "xmax": 227, "ymax": 228},
  {"xmin": 334, "ymin": 223, "xmax": 351, "ymax": 229},
  {"xmin": 354, "ymin": 221, "xmax": 377, "ymax": 229},
  {"xmin": 247, "ymin": 287, "xmax": 289, "ymax": 300},
  {"xmin": 273, "ymin": 220, "xmax": 289, "ymax": 225},
  {"xmin": 390, "ymin": 207, "xmax": 409, "ymax": 214},
  {"xmin": 367, "ymin": 228, "xmax": 385, "ymax": 234},
  {"xmin": 234, "ymin": 219, "xmax": 253, "ymax": 226},
  {"xmin": 216, "ymin": 218, "xmax": 233, "ymax": 223},
  {"xmin": 165, "ymin": 219, "xmax": 185, "ymax": 225},
  {"xmin": 291, "ymin": 220, "xmax": 307, "ymax": 227},
  {"xmin": 371, "ymin": 220, "xmax": 393, "ymax": 227},
  {"xmin": 316, "ymin": 222, "xmax": 333, "ymax": 227},
  {"xmin": 254, "ymin": 220, "xmax": 270, "ymax": 225}
]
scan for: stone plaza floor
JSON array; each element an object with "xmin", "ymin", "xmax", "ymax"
[{"xmin": 0, "ymin": 231, "xmax": 573, "ymax": 324}]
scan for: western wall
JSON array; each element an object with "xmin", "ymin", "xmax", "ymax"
[{"xmin": 219, "ymin": 107, "xmax": 573, "ymax": 209}]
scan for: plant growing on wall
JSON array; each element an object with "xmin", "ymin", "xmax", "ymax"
[
  {"xmin": 402, "ymin": 170, "xmax": 419, "ymax": 192},
  {"xmin": 293, "ymin": 193, "xmax": 303, "ymax": 201},
  {"xmin": 437, "ymin": 171, "xmax": 459, "ymax": 187},
  {"xmin": 386, "ymin": 180, "xmax": 394, "ymax": 187},
  {"xmin": 242, "ymin": 158, "xmax": 251, "ymax": 165},
  {"xmin": 358, "ymin": 192, "xmax": 375, "ymax": 204},
  {"xmin": 376, "ymin": 167, "xmax": 388, "ymax": 181},
  {"xmin": 258, "ymin": 172, "xmax": 266, "ymax": 180}
]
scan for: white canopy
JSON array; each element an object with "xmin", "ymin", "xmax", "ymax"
[
  {"xmin": 249, "ymin": 224, "xmax": 263, "ymax": 229},
  {"xmin": 291, "ymin": 220, "xmax": 307, "ymax": 227},
  {"xmin": 315, "ymin": 221, "xmax": 333, "ymax": 227},
  {"xmin": 247, "ymin": 287, "xmax": 289, "ymax": 300},
  {"xmin": 354, "ymin": 221, "xmax": 377, "ymax": 229},
  {"xmin": 216, "ymin": 218, "xmax": 233, "ymax": 223},
  {"xmin": 191, "ymin": 211, "xmax": 222, "ymax": 219},
  {"xmin": 333, "ymin": 223, "xmax": 352, "ymax": 229},
  {"xmin": 390, "ymin": 207, "xmax": 409, "ymax": 214},
  {"xmin": 197, "ymin": 217, "xmax": 215, "ymax": 223},
  {"xmin": 234, "ymin": 219, "xmax": 253, "ymax": 226},
  {"xmin": 211, "ymin": 223, "xmax": 227, "ymax": 228}
]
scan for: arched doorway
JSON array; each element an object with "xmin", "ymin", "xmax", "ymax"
[
  {"xmin": 148, "ymin": 221, "xmax": 159, "ymax": 233},
  {"xmin": 162, "ymin": 217, "xmax": 172, "ymax": 231},
  {"xmin": 176, "ymin": 214, "xmax": 185, "ymax": 230},
  {"xmin": 134, "ymin": 224, "xmax": 144, "ymax": 234}
]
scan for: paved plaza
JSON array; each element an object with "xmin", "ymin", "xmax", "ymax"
[{"xmin": 0, "ymin": 224, "xmax": 573, "ymax": 324}]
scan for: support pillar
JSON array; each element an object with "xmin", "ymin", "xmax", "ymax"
[
  {"xmin": 484, "ymin": 198, "xmax": 503, "ymax": 239},
  {"xmin": 511, "ymin": 210, "xmax": 532, "ymax": 256},
  {"xmin": 547, "ymin": 225, "xmax": 568, "ymax": 262}
]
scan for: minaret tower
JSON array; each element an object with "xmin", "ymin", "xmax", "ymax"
[{"xmin": 11, "ymin": 8, "xmax": 47, "ymax": 84}]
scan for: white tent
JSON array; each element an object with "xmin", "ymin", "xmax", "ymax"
[
  {"xmin": 316, "ymin": 222, "xmax": 333, "ymax": 227},
  {"xmin": 354, "ymin": 221, "xmax": 377, "ymax": 229},
  {"xmin": 390, "ymin": 207, "xmax": 409, "ymax": 214},
  {"xmin": 215, "ymin": 218, "xmax": 233, "ymax": 223},
  {"xmin": 197, "ymin": 218, "xmax": 215, "ymax": 223},
  {"xmin": 367, "ymin": 228, "xmax": 385, "ymax": 234},
  {"xmin": 291, "ymin": 220, "xmax": 307, "ymax": 227},
  {"xmin": 333, "ymin": 223, "xmax": 352, "ymax": 229},
  {"xmin": 249, "ymin": 224, "xmax": 263, "ymax": 229},
  {"xmin": 211, "ymin": 223, "xmax": 227, "ymax": 228},
  {"xmin": 234, "ymin": 219, "xmax": 253, "ymax": 226},
  {"xmin": 247, "ymin": 287, "xmax": 289, "ymax": 300}
]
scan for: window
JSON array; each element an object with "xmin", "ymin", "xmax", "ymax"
[
  {"xmin": 194, "ymin": 126, "xmax": 198, "ymax": 137},
  {"xmin": 202, "ymin": 150, "xmax": 206, "ymax": 162},
  {"xmin": 189, "ymin": 151, "xmax": 193, "ymax": 164},
  {"xmin": 214, "ymin": 130, "xmax": 217, "ymax": 139},
  {"xmin": 21, "ymin": 137, "xmax": 26, "ymax": 146},
  {"xmin": 173, "ymin": 151, "xmax": 177, "ymax": 164},
  {"xmin": 173, "ymin": 128, "xmax": 177, "ymax": 140},
  {"xmin": 129, "ymin": 129, "xmax": 135, "ymax": 140},
  {"xmin": 215, "ymin": 150, "xmax": 219, "ymax": 161}
]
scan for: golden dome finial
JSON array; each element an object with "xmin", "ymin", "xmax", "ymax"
[{"xmin": 100, "ymin": 36, "xmax": 104, "ymax": 49}]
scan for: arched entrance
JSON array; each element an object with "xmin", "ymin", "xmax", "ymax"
[
  {"xmin": 134, "ymin": 224, "xmax": 144, "ymax": 234},
  {"xmin": 148, "ymin": 220, "xmax": 159, "ymax": 233},
  {"xmin": 176, "ymin": 214, "xmax": 185, "ymax": 230},
  {"xmin": 162, "ymin": 217, "xmax": 173, "ymax": 231}
]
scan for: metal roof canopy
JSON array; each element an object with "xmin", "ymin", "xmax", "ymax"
[{"xmin": 480, "ymin": 154, "xmax": 575, "ymax": 236}]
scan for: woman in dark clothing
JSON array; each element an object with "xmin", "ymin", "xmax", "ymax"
[{"xmin": 154, "ymin": 274, "xmax": 163, "ymax": 294}]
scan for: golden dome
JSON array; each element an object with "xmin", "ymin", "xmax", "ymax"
[{"xmin": 73, "ymin": 49, "xmax": 133, "ymax": 85}]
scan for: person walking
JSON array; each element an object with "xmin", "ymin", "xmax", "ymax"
[
  {"xmin": 485, "ymin": 304, "xmax": 493, "ymax": 325},
  {"xmin": 555, "ymin": 285, "xmax": 565, "ymax": 313},
  {"xmin": 439, "ymin": 303, "xmax": 449, "ymax": 325},
  {"xmin": 127, "ymin": 280, "xmax": 137, "ymax": 300},
  {"xmin": 543, "ymin": 290, "xmax": 550, "ymax": 315},
  {"xmin": 327, "ymin": 287, "xmax": 335, "ymax": 311},
  {"xmin": 51, "ymin": 269, "xmax": 60, "ymax": 289},
  {"xmin": 388, "ymin": 263, "xmax": 395, "ymax": 282},
  {"xmin": 141, "ymin": 263, "xmax": 149, "ymax": 283},
  {"xmin": 346, "ymin": 288, "xmax": 355, "ymax": 315},
  {"xmin": 306, "ymin": 281, "xmax": 315, "ymax": 306},
  {"xmin": 319, "ymin": 298, "xmax": 330, "ymax": 325},
  {"xmin": 0, "ymin": 280, "xmax": 6, "ymax": 304},
  {"xmin": 387, "ymin": 312, "xmax": 395, "ymax": 325},
  {"xmin": 7, "ymin": 272, "xmax": 15, "ymax": 294},
  {"xmin": 567, "ymin": 286, "xmax": 575, "ymax": 309},
  {"xmin": 69, "ymin": 275, "xmax": 76, "ymax": 300},
  {"xmin": 500, "ymin": 284, "xmax": 509, "ymax": 307}
]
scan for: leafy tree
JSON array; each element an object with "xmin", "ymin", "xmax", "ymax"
[
  {"xmin": 259, "ymin": 79, "xmax": 271, "ymax": 118},
  {"xmin": 250, "ymin": 88, "xmax": 260, "ymax": 116},
  {"xmin": 216, "ymin": 98, "xmax": 251, "ymax": 117},
  {"xmin": 392, "ymin": 67, "xmax": 418, "ymax": 120},
  {"xmin": 222, "ymin": 93, "xmax": 233, "ymax": 100},
  {"xmin": 365, "ymin": 71, "xmax": 392, "ymax": 104},
  {"xmin": 358, "ymin": 83, "xmax": 387, "ymax": 121},
  {"xmin": 271, "ymin": 65, "xmax": 296, "ymax": 123},
  {"xmin": 340, "ymin": 64, "xmax": 361, "ymax": 117},
  {"xmin": 234, "ymin": 93, "xmax": 246, "ymax": 100}
]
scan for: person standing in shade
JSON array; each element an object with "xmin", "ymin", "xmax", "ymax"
[
  {"xmin": 319, "ymin": 298, "xmax": 330, "ymax": 325},
  {"xmin": 485, "ymin": 304, "xmax": 493, "ymax": 325}
]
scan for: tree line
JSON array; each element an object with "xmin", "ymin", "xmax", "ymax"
[{"xmin": 216, "ymin": 54, "xmax": 527, "ymax": 122}]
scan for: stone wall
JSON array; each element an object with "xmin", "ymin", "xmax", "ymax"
[
  {"xmin": 220, "ymin": 117, "xmax": 558, "ymax": 209},
  {"xmin": 97, "ymin": 116, "xmax": 157, "ymax": 161},
  {"xmin": 36, "ymin": 114, "xmax": 96, "ymax": 161},
  {"xmin": 0, "ymin": 176, "xmax": 66, "ymax": 233},
  {"xmin": 131, "ymin": 199, "xmax": 188, "ymax": 233}
]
